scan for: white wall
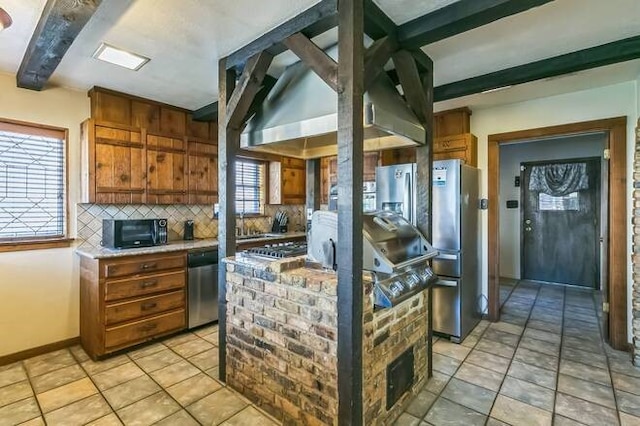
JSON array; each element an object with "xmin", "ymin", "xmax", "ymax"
[
  {"xmin": 471, "ymin": 80, "xmax": 637, "ymax": 342},
  {"xmin": 499, "ymin": 134, "xmax": 605, "ymax": 279},
  {"xmin": 0, "ymin": 73, "xmax": 89, "ymax": 357}
]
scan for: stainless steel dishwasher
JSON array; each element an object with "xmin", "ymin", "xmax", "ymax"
[{"xmin": 187, "ymin": 249, "xmax": 218, "ymax": 328}]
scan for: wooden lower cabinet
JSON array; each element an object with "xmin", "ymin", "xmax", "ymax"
[{"xmin": 80, "ymin": 251, "xmax": 187, "ymax": 359}]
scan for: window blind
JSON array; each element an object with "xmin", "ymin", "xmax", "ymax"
[
  {"xmin": 236, "ymin": 160, "xmax": 264, "ymax": 214},
  {"xmin": 0, "ymin": 128, "xmax": 65, "ymax": 240}
]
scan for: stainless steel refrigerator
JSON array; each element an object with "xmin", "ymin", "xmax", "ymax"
[
  {"xmin": 375, "ymin": 163, "xmax": 417, "ymax": 223},
  {"xmin": 376, "ymin": 159, "xmax": 481, "ymax": 342},
  {"xmin": 432, "ymin": 159, "xmax": 481, "ymax": 342}
]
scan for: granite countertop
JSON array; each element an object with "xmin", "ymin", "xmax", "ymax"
[{"xmin": 75, "ymin": 232, "xmax": 307, "ymax": 259}]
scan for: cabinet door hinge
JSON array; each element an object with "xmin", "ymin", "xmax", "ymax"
[
  {"xmin": 603, "ymin": 149, "xmax": 610, "ymax": 160},
  {"xmin": 603, "ymin": 302, "xmax": 610, "ymax": 313}
]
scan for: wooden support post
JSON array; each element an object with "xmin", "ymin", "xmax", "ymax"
[
  {"xmin": 217, "ymin": 58, "xmax": 238, "ymax": 383},
  {"xmin": 306, "ymin": 159, "xmax": 321, "ymax": 214},
  {"xmin": 412, "ymin": 53, "xmax": 434, "ymax": 379},
  {"xmin": 337, "ymin": 0, "xmax": 364, "ymax": 424}
]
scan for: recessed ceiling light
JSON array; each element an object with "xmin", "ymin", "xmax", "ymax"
[
  {"xmin": 481, "ymin": 85, "xmax": 512, "ymax": 94},
  {"xmin": 92, "ymin": 43, "xmax": 149, "ymax": 71},
  {"xmin": 0, "ymin": 7, "xmax": 12, "ymax": 31}
]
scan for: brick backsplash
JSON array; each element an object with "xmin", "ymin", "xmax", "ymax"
[{"xmin": 76, "ymin": 203, "xmax": 305, "ymax": 249}]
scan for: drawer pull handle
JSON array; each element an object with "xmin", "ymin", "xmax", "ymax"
[
  {"xmin": 141, "ymin": 302, "xmax": 157, "ymax": 311},
  {"xmin": 140, "ymin": 280, "xmax": 158, "ymax": 289},
  {"xmin": 140, "ymin": 323, "xmax": 158, "ymax": 332},
  {"xmin": 140, "ymin": 263, "xmax": 157, "ymax": 270}
]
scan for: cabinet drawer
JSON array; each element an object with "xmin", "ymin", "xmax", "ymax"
[
  {"xmin": 434, "ymin": 136, "xmax": 468, "ymax": 152},
  {"xmin": 105, "ymin": 309, "xmax": 185, "ymax": 350},
  {"xmin": 105, "ymin": 290, "xmax": 185, "ymax": 325},
  {"xmin": 104, "ymin": 254, "xmax": 185, "ymax": 278},
  {"xmin": 105, "ymin": 271, "xmax": 185, "ymax": 301}
]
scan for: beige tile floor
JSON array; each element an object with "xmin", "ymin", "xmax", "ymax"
[
  {"xmin": 397, "ymin": 280, "xmax": 640, "ymax": 426},
  {"xmin": 0, "ymin": 325, "xmax": 279, "ymax": 426},
  {"xmin": 2, "ymin": 280, "xmax": 639, "ymax": 425}
]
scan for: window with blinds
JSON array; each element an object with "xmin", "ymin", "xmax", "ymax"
[
  {"xmin": 236, "ymin": 160, "xmax": 265, "ymax": 214},
  {"xmin": 0, "ymin": 121, "xmax": 66, "ymax": 241}
]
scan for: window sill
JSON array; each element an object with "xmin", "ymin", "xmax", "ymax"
[{"xmin": 0, "ymin": 238, "xmax": 74, "ymax": 253}]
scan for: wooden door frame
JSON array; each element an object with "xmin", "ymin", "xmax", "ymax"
[{"xmin": 488, "ymin": 117, "xmax": 628, "ymax": 350}]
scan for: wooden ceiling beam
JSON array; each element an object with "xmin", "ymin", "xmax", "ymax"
[
  {"xmin": 225, "ymin": 0, "xmax": 338, "ymax": 70},
  {"xmin": 283, "ymin": 33, "xmax": 338, "ymax": 91},
  {"xmin": 396, "ymin": 0, "xmax": 554, "ymax": 49},
  {"xmin": 434, "ymin": 35, "xmax": 640, "ymax": 101},
  {"xmin": 17, "ymin": 0, "xmax": 103, "ymax": 90},
  {"xmin": 363, "ymin": 0, "xmax": 397, "ymax": 40},
  {"xmin": 225, "ymin": 51, "xmax": 274, "ymax": 130}
]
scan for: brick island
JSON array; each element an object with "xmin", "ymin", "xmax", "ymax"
[{"xmin": 223, "ymin": 253, "xmax": 431, "ymax": 425}]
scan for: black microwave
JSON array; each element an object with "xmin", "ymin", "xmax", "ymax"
[{"xmin": 102, "ymin": 218, "xmax": 168, "ymax": 249}]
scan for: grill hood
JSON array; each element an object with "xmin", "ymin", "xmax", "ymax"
[{"xmin": 240, "ymin": 45, "xmax": 425, "ymax": 159}]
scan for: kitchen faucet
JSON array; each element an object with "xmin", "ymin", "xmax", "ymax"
[{"xmin": 238, "ymin": 212, "xmax": 245, "ymax": 237}]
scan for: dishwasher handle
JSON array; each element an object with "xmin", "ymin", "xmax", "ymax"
[{"xmin": 187, "ymin": 250, "xmax": 218, "ymax": 268}]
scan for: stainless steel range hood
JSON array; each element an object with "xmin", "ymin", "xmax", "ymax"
[{"xmin": 240, "ymin": 45, "xmax": 425, "ymax": 159}]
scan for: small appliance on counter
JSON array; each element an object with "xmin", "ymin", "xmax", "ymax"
[
  {"xmin": 183, "ymin": 220, "xmax": 194, "ymax": 240},
  {"xmin": 329, "ymin": 181, "xmax": 377, "ymax": 212},
  {"xmin": 307, "ymin": 210, "xmax": 438, "ymax": 308},
  {"xmin": 271, "ymin": 211, "xmax": 289, "ymax": 233},
  {"xmin": 101, "ymin": 218, "xmax": 167, "ymax": 249}
]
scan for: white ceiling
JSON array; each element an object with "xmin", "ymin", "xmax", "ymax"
[{"xmin": 0, "ymin": 0, "xmax": 639, "ymax": 111}]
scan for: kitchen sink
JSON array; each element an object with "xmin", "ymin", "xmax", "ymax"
[{"xmin": 236, "ymin": 233, "xmax": 288, "ymax": 240}]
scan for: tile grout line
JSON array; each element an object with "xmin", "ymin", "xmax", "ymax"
[
  {"xmin": 482, "ymin": 279, "xmax": 543, "ymax": 426},
  {"xmin": 423, "ymin": 323, "xmax": 489, "ymax": 423},
  {"xmin": 18, "ymin": 358, "xmax": 46, "ymax": 424},
  {"xmin": 132, "ymin": 334, "xmax": 221, "ymax": 425},
  {"xmin": 549, "ymin": 283, "xmax": 567, "ymax": 425},
  {"xmin": 592, "ymin": 284, "xmax": 625, "ymax": 426}
]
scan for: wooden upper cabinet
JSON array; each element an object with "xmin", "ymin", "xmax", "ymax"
[
  {"xmin": 146, "ymin": 134, "xmax": 187, "ymax": 204},
  {"xmin": 433, "ymin": 107, "xmax": 471, "ymax": 138},
  {"xmin": 83, "ymin": 87, "xmax": 218, "ymax": 205},
  {"xmin": 187, "ymin": 138, "xmax": 218, "ymax": 205},
  {"xmin": 270, "ymin": 156, "xmax": 306, "ymax": 205},
  {"xmin": 81, "ymin": 120, "xmax": 146, "ymax": 204}
]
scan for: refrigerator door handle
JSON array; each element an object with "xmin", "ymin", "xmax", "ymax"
[
  {"xmin": 436, "ymin": 253, "xmax": 458, "ymax": 261},
  {"xmin": 404, "ymin": 172, "xmax": 412, "ymax": 223},
  {"xmin": 435, "ymin": 279, "xmax": 458, "ymax": 287}
]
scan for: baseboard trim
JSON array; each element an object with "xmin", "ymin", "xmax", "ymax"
[{"xmin": 0, "ymin": 337, "xmax": 80, "ymax": 366}]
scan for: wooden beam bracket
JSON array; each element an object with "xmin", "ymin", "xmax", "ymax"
[
  {"xmin": 225, "ymin": 51, "xmax": 274, "ymax": 130},
  {"xmin": 363, "ymin": 36, "xmax": 398, "ymax": 90},
  {"xmin": 392, "ymin": 50, "xmax": 431, "ymax": 132},
  {"xmin": 283, "ymin": 32, "xmax": 338, "ymax": 91}
]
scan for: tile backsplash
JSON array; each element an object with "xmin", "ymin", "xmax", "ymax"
[{"xmin": 77, "ymin": 203, "xmax": 305, "ymax": 248}]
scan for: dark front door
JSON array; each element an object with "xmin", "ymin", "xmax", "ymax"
[{"xmin": 521, "ymin": 158, "xmax": 600, "ymax": 287}]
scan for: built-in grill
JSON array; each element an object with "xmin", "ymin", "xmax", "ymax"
[
  {"xmin": 307, "ymin": 210, "xmax": 438, "ymax": 307},
  {"xmin": 245, "ymin": 242, "xmax": 308, "ymax": 259}
]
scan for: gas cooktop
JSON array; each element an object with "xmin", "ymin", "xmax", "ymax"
[{"xmin": 245, "ymin": 242, "xmax": 308, "ymax": 259}]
